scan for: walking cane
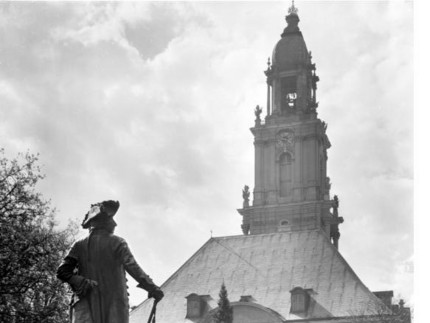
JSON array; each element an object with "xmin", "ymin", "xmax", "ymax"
[{"xmin": 147, "ymin": 299, "xmax": 159, "ymax": 323}]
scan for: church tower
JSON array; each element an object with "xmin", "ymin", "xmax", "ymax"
[
  {"xmin": 131, "ymin": 4, "xmax": 410, "ymax": 322},
  {"xmin": 238, "ymin": 3, "xmax": 343, "ymax": 248}
]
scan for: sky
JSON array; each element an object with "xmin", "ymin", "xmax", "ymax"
[{"xmin": 0, "ymin": 0, "xmax": 414, "ymax": 309}]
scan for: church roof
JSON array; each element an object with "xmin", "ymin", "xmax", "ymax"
[{"xmin": 130, "ymin": 230, "xmax": 387, "ymax": 322}]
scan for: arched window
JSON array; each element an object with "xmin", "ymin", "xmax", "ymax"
[
  {"xmin": 279, "ymin": 153, "xmax": 293, "ymax": 197},
  {"xmin": 281, "ymin": 76, "xmax": 297, "ymax": 113}
]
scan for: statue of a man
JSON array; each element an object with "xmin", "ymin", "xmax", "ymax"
[{"xmin": 57, "ymin": 200, "xmax": 164, "ymax": 323}]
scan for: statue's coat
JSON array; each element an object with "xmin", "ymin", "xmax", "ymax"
[{"xmin": 59, "ymin": 229, "xmax": 156, "ymax": 323}]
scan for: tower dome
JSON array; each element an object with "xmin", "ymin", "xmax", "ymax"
[{"xmin": 272, "ymin": 8, "xmax": 310, "ymax": 71}]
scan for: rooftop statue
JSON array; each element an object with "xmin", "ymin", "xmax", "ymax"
[
  {"xmin": 254, "ymin": 105, "xmax": 263, "ymax": 125},
  {"xmin": 242, "ymin": 185, "xmax": 250, "ymax": 208}
]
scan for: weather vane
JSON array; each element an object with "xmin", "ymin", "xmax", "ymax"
[{"xmin": 288, "ymin": 0, "xmax": 298, "ymax": 14}]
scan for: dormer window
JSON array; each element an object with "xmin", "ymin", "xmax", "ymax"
[
  {"xmin": 373, "ymin": 290, "xmax": 394, "ymax": 307},
  {"xmin": 290, "ymin": 287, "xmax": 310, "ymax": 314},
  {"xmin": 239, "ymin": 295, "xmax": 256, "ymax": 303},
  {"xmin": 185, "ymin": 294, "xmax": 211, "ymax": 319}
]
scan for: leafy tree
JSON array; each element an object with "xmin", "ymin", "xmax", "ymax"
[
  {"xmin": 214, "ymin": 283, "xmax": 233, "ymax": 323},
  {"xmin": 0, "ymin": 149, "xmax": 77, "ymax": 322},
  {"xmin": 349, "ymin": 299, "xmax": 411, "ymax": 323}
]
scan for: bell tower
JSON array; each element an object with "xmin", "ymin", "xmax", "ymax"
[{"xmin": 238, "ymin": 3, "xmax": 343, "ymax": 248}]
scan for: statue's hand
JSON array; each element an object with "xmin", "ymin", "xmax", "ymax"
[
  {"xmin": 81, "ymin": 279, "xmax": 98, "ymax": 296},
  {"xmin": 148, "ymin": 287, "xmax": 164, "ymax": 302},
  {"xmin": 68, "ymin": 276, "xmax": 98, "ymax": 298},
  {"xmin": 77, "ymin": 278, "xmax": 98, "ymax": 298}
]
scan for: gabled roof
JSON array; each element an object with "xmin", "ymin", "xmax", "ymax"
[{"xmin": 130, "ymin": 230, "xmax": 387, "ymax": 323}]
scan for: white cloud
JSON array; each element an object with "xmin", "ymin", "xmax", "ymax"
[{"xmin": 0, "ymin": 1, "xmax": 413, "ymax": 308}]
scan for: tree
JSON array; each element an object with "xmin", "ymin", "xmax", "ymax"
[
  {"xmin": 349, "ymin": 299, "xmax": 411, "ymax": 323},
  {"xmin": 214, "ymin": 283, "xmax": 233, "ymax": 323},
  {"xmin": 0, "ymin": 149, "xmax": 77, "ymax": 322}
]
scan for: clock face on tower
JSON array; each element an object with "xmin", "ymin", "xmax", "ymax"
[{"xmin": 276, "ymin": 130, "xmax": 294, "ymax": 153}]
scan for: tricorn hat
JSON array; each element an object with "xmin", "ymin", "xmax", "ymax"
[{"xmin": 82, "ymin": 200, "xmax": 120, "ymax": 229}]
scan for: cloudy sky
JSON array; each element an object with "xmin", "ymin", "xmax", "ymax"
[{"xmin": 0, "ymin": 0, "xmax": 413, "ymax": 308}]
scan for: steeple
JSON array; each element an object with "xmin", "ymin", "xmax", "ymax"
[
  {"xmin": 266, "ymin": 2, "xmax": 318, "ymax": 118},
  {"xmin": 239, "ymin": 5, "xmax": 343, "ymax": 249},
  {"xmin": 282, "ymin": 1, "xmax": 300, "ymax": 37}
]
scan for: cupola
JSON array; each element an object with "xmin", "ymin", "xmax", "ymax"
[
  {"xmin": 272, "ymin": 2, "xmax": 310, "ymax": 72},
  {"xmin": 263, "ymin": 1, "xmax": 319, "ymax": 117}
]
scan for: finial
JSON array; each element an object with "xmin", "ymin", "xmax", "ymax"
[
  {"xmin": 288, "ymin": 0, "xmax": 298, "ymax": 15},
  {"xmin": 267, "ymin": 57, "xmax": 271, "ymax": 68}
]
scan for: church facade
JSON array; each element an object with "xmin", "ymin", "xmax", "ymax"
[{"xmin": 130, "ymin": 4, "xmax": 409, "ymax": 323}]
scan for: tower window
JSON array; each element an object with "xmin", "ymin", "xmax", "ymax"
[{"xmin": 281, "ymin": 76, "xmax": 297, "ymax": 112}]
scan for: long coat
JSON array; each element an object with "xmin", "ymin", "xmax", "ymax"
[{"xmin": 58, "ymin": 229, "xmax": 157, "ymax": 323}]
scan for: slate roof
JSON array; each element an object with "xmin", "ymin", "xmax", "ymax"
[{"xmin": 130, "ymin": 229, "xmax": 386, "ymax": 323}]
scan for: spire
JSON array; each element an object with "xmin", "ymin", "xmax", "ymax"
[
  {"xmin": 288, "ymin": 0, "xmax": 298, "ymax": 15},
  {"xmin": 282, "ymin": 0, "xmax": 301, "ymax": 37}
]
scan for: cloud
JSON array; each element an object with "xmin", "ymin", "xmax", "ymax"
[{"xmin": 0, "ymin": 1, "xmax": 413, "ymax": 307}]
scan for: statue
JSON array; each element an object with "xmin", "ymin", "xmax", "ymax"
[
  {"xmin": 254, "ymin": 105, "xmax": 262, "ymax": 124},
  {"xmin": 330, "ymin": 195, "xmax": 343, "ymax": 249},
  {"xmin": 312, "ymin": 72, "xmax": 319, "ymax": 88},
  {"xmin": 322, "ymin": 121, "xmax": 328, "ymax": 131},
  {"xmin": 242, "ymin": 185, "xmax": 250, "ymax": 208},
  {"xmin": 264, "ymin": 57, "xmax": 272, "ymax": 76},
  {"xmin": 332, "ymin": 195, "xmax": 339, "ymax": 217},
  {"xmin": 57, "ymin": 200, "xmax": 164, "ymax": 323}
]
